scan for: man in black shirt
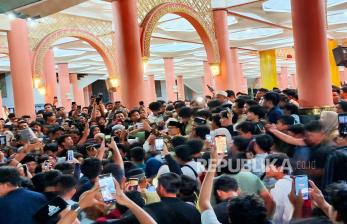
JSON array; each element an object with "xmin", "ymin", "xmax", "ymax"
[{"xmin": 119, "ymin": 173, "xmax": 201, "ymax": 224}]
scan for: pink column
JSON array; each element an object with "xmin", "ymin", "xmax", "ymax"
[
  {"xmin": 43, "ymin": 48, "xmax": 58, "ymax": 104},
  {"xmin": 213, "ymin": 10, "xmax": 236, "ymax": 91},
  {"xmin": 289, "ymin": 74, "xmax": 297, "ymax": 89},
  {"xmin": 0, "ymin": 92, "xmax": 4, "ymax": 118},
  {"xmin": 58, "ymin": 63, "xmax": 71, "ymax": 111},
  {"xmin": 112, "ymin": 0, "xmax": 145, "ymax": 108},
  {"xmin": 164, "ymin": 58, "xmax": 176, "ymax": 101},
  {"xmin": 279, "ymin": 66, "xmax": 289, "ymax": 90},
  {"xmin": 70, "ymin": 73, "xmax": 84, "ymax": 106},
  {"xmin": 147, "ymin": 74, "xmax": 157, "ymax": 103},
  {"xmin": 230, "ymin": 48, "xmax": 242, "ymax": 93},
  {"xmin": 83, "ymin": 87, "xmax": 90, "ymax": 106},
  {"xmin": 341, "ymin": 68, "xmax": 347, "ymax": 85},
  {"xmin": 7, "ymin": 19, "xmax": 35, "ymax": 118},
  {"xmin": 291, "ymin": 0, "xmax": 333, "ymax": 107},
  {"xmin": 177, "ymin": 75, "xmax": 185, "ymax": 101},
  {"xmin": 203, "ymin": 61, "xmax": 213, "ymax": 96},
  {"xmin": 239, "ymin": 63, "xmax": 248, "ymax": 93}
]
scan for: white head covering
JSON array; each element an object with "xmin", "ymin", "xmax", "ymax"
[{"xmin": 210, "ymin": 128, "xmax": 233, "ymax": 147}]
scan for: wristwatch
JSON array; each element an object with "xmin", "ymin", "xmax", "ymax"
[{"xmin": 70, "ymin": 203, "xmax": 82, "ymax": 214}]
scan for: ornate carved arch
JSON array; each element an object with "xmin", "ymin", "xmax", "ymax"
[
  {"xmin": 140, "ymin": 3, "xmax": 220, "ymax": 63},
  {"xmin": 32, "ymin": 29, "xmax": 118, "ymax": 82}
]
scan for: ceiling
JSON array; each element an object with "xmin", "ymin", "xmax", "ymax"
[{"xmin": 0, "ymin": 0, "xmax": 347, "ymax": 82}]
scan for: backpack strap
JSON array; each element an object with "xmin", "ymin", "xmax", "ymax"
[{"xmin": 181, "ymin": 164, "xmax": 198, "ymax": 178}]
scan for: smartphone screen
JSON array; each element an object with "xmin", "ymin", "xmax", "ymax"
[
  {"xmin": 338, "ymin": 114, "xmax": 347, "ymax": 136},
  {"xmin": 104, "ymin": 135, "xmax": 112, "ymax": 144},
  {"xmin": 155, "ymin": 138, "xmax": 164, "ymax": 151},
  {"xmin": 99, "ymin": 174, "xmax": 116, "ymax": 203},
  {"xmin": 215, "ymin": 135, "xmax": 227, "ymax": 154},
  {"xmin": 0, "ymin": 136, "xmax": 6, "ymax": 146},
  {"xmin": 67, "ymin": 150, "xmax": 74, "ymax": 161},
  {"xmin": 205, "ymin": 134, "xmax": 212, "ymax": 144},
  {"xmin": 295, "ymin": 175, "xmax": 309, "ymax": 200},
  {"xmin": 34, "ymin": 196, "xmax": 68, "ymax": 222}
]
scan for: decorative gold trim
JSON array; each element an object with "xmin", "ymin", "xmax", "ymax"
[
  {"xmin": 140, "ymin": 2, "xmax": 220, "ymax": 63},
  {"xmin": 299, "ymin": 106, "xmax": 336, "ymax": 116},
  {"xmin": 32, "ymin": 29, "xmax": 119, "ymax": 83}
]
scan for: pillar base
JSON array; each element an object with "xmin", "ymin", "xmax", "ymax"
[{"xmin": 299, "ymin": 106, "xmax": 336, "ymax": 116}]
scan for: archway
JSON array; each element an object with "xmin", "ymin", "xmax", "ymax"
[
  {"xmin": 32, "ymin": 29, "xmax": 118, "ymax": 90},
  {"xmin": 140, "ymin": 3, "xmax": 220, "ymax": 64}
]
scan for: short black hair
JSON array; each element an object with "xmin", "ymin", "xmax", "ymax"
[
  {"xmin": 54, "ymin": 162, "xmax": 75, "ymax": 175},
  {"xmin": 226, "ymin": 90, "xmax": 235, "ymax": 97},
  {"xmin": 248, "ymin": 105, "xmax": 266, "ymax": 119},
  {"xmin": 338, "ymin": 101, "xmax": 347, "ymax": 113},
  {"xmin": 130, "ymin": 147, "xmax": 145, "ymax": 162},
  {"xmin": 43, "ymin": 112, "xmax": 54, "ymax": 120},
  {"xmin": 234, "ymin": 98, "xmax": 246, "ymax": 109},
  {"xmin": 212, "ymin": 114, "xmax": 222, "ymax": 128},
  {"xmin": 328, "ymin": 182, "xmax": 347, "ymax": 223},
  {"xmin": 186, "ymin": 139, "xmax": 204, "ymax": 155},
  {"xmin": 44, "ymin": 143, "xmax": 59, "ymax": 153},
  {"xmin": 258, "ymin": 88, "xmax": 269, "ymax": 93},
  {"xmin": 236, "ymin": 121, "xmax": 255, "ymax": 134},
  {"xmin": 233, "ymin": 136, "xmax": 250, "ymax": 152},
  {"xmin": 175, "ymin": 145, "xmax": 193, "ymax": 162},
  {"xmin": 283, "ymin": 103, "xmax": 299, "ymax": 115},
  {"xmin": 44, "ymin": 170, "xmax": 63, "ymax": 188},
  {"xmin": 305, "ymin": 120, "xmax": 324, "ymax": 133},
  {"xmin": 178, "ymin": 107, "xmax": 193, "ymax": 118},
  {"xmin": 149, "ymin": 101, "xmax": 162, "ymax": 112},
  {"xmin": 0, "ymin": 166, "xmax": 21, "ymax": 186},
  {"xmin": 171, "ymin": 136, "xmax": 187, "ymax": 148},
  {"xmin": 214, "ymin": 175, "xmax": 238, "ymax": 202},
  {"xmin": 178, "ymin": 175, "xmax": 198, "ymax": 203},
  {"xmin": 288, "ymin": 124, "xmax": 305, "ymax": 135},
  {"xmin": 81, "ymin": 158, "xmax": 102, "ymax": 179},
  {"xmin": 194, "ymin": 109, "xmax": 212, "ymax": 120},
  {"xmin": 194, "ymin": 125, "xmax": 210, "ymax": 140},
  {"xmin": 56, "ymin": 175, "xmax": 77, "ymax": 195},
  {"xmin": 57, "ymin": 135, "xmax": 70, "ymax": 146},
  {"xmin": 278, "ymin": 115, "xmax": 295, "ymax": 126},
  {"xmin": 266, "ymin": 153, "xmax": 291, "ymax": 174},
  {"xmin": 228, "ymin": 194, "xmax": 268, "ymax": 224},
  {"xmin": 207, "ymin": 99, "xmax": 222, "ymax": 109},
  {"xmin": 263, "ymin": 92, "xmax": 281, "ymax": 106},
  {"xmin": 255, "ymin": 134, "xmax": 273, "ymax": 152},
  {"xmin": 158, "ymin": 172, "xmax": 181, "ymax": 194},
  {"xmin": 129, "ymin": 109, "xmax": 140, "ymax": 117}
]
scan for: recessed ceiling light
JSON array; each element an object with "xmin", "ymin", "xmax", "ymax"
[{"xmin": 7, "ymin": 12, "xmax": 16, "ymax": 20}]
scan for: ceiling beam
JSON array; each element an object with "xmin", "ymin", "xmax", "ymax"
[
  {"xmin": 227, "ymin": 11, "xmax": 292, "ymax": 30},
  {"xmin": 225, "ymin": 0, "xmax": 264, "ymax": 10}
]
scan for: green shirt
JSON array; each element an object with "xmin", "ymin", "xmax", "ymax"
[{"xmin": 230, "ymin": 171, "xmax": 266, "ymax": 194}]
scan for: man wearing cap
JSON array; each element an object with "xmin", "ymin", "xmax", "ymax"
[{"xmin": 215, "ymin": 91, "xmax": 232, "ymax": 106}]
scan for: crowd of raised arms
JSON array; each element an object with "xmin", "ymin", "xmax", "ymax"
[{"xmin": 1, "ymin": 87, "xmax": 347, "ymax": 224}]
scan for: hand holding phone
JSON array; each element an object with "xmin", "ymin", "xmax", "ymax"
[
  {"xmin": 214, "ymin": 135, "xmax": 227, "ymax": 154},
  {"xmin": 67, "ymin": 150, "xmax": 74, "ymax": 162},
  {"xmin": 155, "ymin": 138, "xmax": 164, "ymax": 151},
  {"xmin": 99, "ymin": 174, "xmax": 116, "ymax": 203},
  {"xmin": 294, "ymin": 175, "xmax": 309, "ymax": 200},
  {"xmin": 104, "ymin": 135, "xmax": 112, "ymax": 144}
]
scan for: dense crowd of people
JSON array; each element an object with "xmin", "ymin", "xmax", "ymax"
[{"xmin": 0, "ymin": 87, "xmax": 347, "ymax": 224}]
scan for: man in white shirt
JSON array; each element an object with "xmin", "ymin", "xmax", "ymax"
[{"xmin": 265, "ymin": 153, "xmax": 294, "ymax": 224}]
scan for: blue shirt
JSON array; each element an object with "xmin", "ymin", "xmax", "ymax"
[
  {"xmin": 0, "ymin": 188, "xmax": 47, "ymax": 224},
  {"xmin": 267, "ymin": 106, "xmax": 283, "ymax": 124}
]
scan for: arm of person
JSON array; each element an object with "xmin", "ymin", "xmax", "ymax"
[
  {"xmin": 309, "ymin": 180, "xmax": 331, "ymax": 217},
  {"xmin": 114, "ymin": 179, "xmax": 157, "ymax": 224},
  {"xmin": 96, "ymin": 139, "xmax": 106, "ymax": 160},
  {"xmin": 267, "ymin": 125, "xmax": 306, "ymax": 146},
  {"xmin": 91, "ymin": 103, "xmax": 97, "ymax": 120},
  {"xmin": 108, "ymin": 137, "xmax": 124, "ymax": 170},
  {"xmin": 198, "ymin": 146, "xmax": 222, "ymax": 224},
  {"xmin": 259, "ymin": 188, "xmax": 275, "ymax": 217},
  {"xmin": 198, "ymin": 146, "xmax": 220, "ymax": 212},
  {"xmin": 162, "ymin": 144, "xmax": 183, "ymax": 175},
  {"xmin": 58, "ymin": 184, "xmax": 106, "ymax": 224},
  {"xmin": 77, "ymin": 122, "xmax": 90, "ymax": 146}
]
